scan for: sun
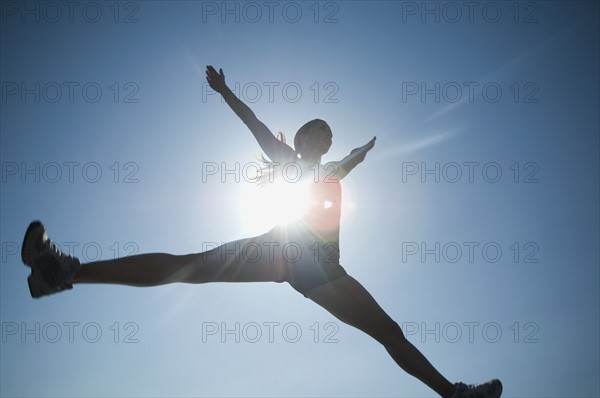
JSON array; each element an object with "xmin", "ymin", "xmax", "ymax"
[{"xmin": 238, "ymin": 178, "xmax": 311, "ymax": 234}]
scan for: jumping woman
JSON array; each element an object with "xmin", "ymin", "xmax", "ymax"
[{"xmin": 20, "ymin": 65, "xmax": 502, "ymax": 398}]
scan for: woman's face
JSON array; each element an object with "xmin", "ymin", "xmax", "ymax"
[{"xmin": 303, "ymin": 121, "xmax": 333, "ymax": 156}]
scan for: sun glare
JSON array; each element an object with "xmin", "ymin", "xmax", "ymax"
[{"xmin": 238, "ymin": 179, "xmax": 311, "ymax": 234}]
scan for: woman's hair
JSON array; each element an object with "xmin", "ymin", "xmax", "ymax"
[
  {"xmin": 254, "ymin": 119, "xmax": 324, "ymax": 185},
  {"xmin": 293, "ymin": 119, "xmax": 324, "ymax": 156}
]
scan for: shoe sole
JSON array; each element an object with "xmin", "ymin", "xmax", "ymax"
[
  {"xmin": 495, "ymin": 380, "xmax": 503, "ymax": 398},
  {"xmin": 21, "ymin": 220, "xmax": 43, "ymax": 267},
  {"xmin": 27, "ymin": 272, "xmax": 45, "ymax": 298},
  {"xmin": 21, "ymin": 220, "xmax": 47, "ymax": 298}
]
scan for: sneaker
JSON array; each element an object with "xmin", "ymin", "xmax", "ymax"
[
  {"xmin": 21, "ymin": 220, "xmax": 81, "ymax": 298},
  {"xmin": 450, "ymin": 379, "xmax": 503, "ymax": 398}
]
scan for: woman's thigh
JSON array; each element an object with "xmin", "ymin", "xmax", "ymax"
[
  {"xmin": 305, "ymin": 274, "xmax": 401, "ymax": 344},
  {"xmin": 190, "ymin": 233, "xmax": 289, "ymax": 283}
]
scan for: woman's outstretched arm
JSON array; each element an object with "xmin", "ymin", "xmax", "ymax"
[
  {"xmin": 328, "ymin": 136, "xmax": 376, "ymax": 180},
  {"xmin": 206, "ymin": 65, "xmax": 295, "ymax": 162}
]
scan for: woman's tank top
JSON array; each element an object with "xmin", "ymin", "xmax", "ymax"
[{"xmin": 300, "ymin": 165, "xmax": 341, "ymax": 243}]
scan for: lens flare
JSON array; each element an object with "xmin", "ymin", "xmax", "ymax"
[{"xmin": 239, "ymin": 179, "xmax": 311, "ymax": 233}]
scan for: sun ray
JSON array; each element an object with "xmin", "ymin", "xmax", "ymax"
[{"xmin": 238, "ymin": 178, "xmax": 312, "ymax": 234}]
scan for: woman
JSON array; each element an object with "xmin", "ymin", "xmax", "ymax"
[{"xmin": 20, "ymin": 65, "xmax": 502, "ymax": 398}]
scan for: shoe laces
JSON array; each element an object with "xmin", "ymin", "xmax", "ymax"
[
  {"xmin": 43, "ymin": 238, "xmax": 77, "ymax": 270},
  {"xmin": 454, "ymin": 382, "xmax": 478, "ymax": 398}
]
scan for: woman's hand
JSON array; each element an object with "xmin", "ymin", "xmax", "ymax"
[
  {"xmin": 206, "ymin": 65, "xmax": 226, "ymax": 94},
  {"xmin": 332, "ymin": 137, "xmax": 376, "ymax": 180},
  {"xmin": 350, "ymin": 136, "xmax": 376, "ymax": 162}
]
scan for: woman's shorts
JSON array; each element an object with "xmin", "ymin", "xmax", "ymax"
[
  {"xmin": 287, "ymin": 258, "xmax": 348, "ymax": 297},
  {"xmin": 257, "ymin": 225, "xmax": 348, "ymax": 297}
]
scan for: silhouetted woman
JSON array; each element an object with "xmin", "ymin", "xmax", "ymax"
[{"xmin": 21, "ymin": 65, "xmax": 502, "ymax": 398}]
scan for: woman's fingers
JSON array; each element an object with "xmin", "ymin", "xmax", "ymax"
[
  {"xmin": 205, "ymin": 65, "xmax": 226, "ymax": 92},
  {"xmin": 206, "ymin": 65, "xmax": 219, "ymax": 79},
  {"xmin": 206, "ymin": 66, "xmax": 224, "ymax": 80}
]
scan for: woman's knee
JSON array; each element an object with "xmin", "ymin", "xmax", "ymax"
[{"xmin": 376, "ymin": 320, "xmax": 407, "ymax": 347}]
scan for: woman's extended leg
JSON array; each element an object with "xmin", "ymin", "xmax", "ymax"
[
  {"xmin": 305, "ymin": 274, "xmax": 456, "ymax": 398},
  {"xmin": 74, "ymin": 236, "xmax": 288, "ymax": 286}
]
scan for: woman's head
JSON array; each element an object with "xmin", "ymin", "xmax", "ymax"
[{"xmin": 293, "ymin": 119, "xmax": 333, "ymax": 160}]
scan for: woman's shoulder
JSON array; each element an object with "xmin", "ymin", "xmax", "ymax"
[{"xmin": 265, "ymin": 159, "xmax": 341, "ymax": 184}]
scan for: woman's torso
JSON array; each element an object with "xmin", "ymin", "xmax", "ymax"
[{"xmin": 268, "ymin": 161, "xmax": 342, "ymax": 262}]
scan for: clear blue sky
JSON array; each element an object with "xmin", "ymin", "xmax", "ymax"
[{"xmin": 1, "ymin": 1, "xmax": 598, "ymax": 397}]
